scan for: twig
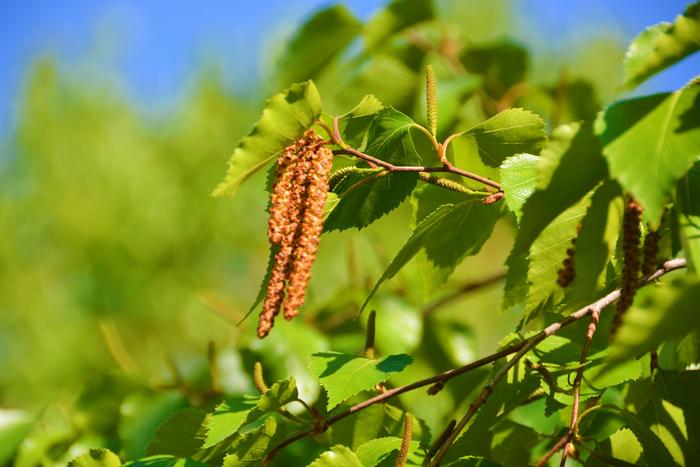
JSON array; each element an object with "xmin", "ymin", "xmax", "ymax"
[
  {"xmin": 266, "ymin": 258, "xmax": 687, "ymax": 464},
  {"xmin": 422, "ymin": 272, "xmax": 506, "ymax": 317},
  {"xmin": 325, "ymin": 117, "xmax": 502, "ymax": 191},
  {"xmin": 427, "ymin": 258, "xmax": 686, "ymax": 466}
]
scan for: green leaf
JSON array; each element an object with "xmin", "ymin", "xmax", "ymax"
[
  {"xmin": 677, "ymin": 159, "xmax": 700, "ymax": 273},
  {"xmin": 222, "ymin": 416, "xmax": 279, "ymax": 467},
  {"xmin": 213, "ymin": 80, "xmax": 322, "ymax": 197},
  {"xmin": 613, "ymin": 407, "xmax": 677, "ymax": 466},
  {"xmin": 147, "ymin": 407, "xmax": 206, "ymax": 457},
  {"xmin": 124, "ymin": 456, "xmax": 207, "ymax": 467},
  {"xmin": 459, "ymin": 108, "xmax": 546, "ymax": 168},
  {"xmin": 499, "ymin": 153, "xmax": 539, "ymax": 222},
  {"xmin": 623, "ymin": 2, "xmax": 700, "ymax": 88},
  {"xmin": 460, "ymin": 40, "xmax": 529, "ymax": 99},
  {"xmin": 596, "ymin": 82, "xmax": 700, "ymax": 224},
  {"xmin": 309, "ymin": 352, "xmax": 412, "ymax": 410},
  {"xmin": 504, "ymin": 123, "xmax": 606, "ymax": 309},
  {"xmin": 606, "ymin": 428, "xmax": 643, "ymax": 464},
  {"xmin": 0, "ymin": 409, "xmax": 33, "ymax": 465},
  {"xmin": 202, "ymin": 396, "xmax": 259, "ymax": 449},
  {"xmin": 608, "ymin": 279, "xmax": 700, "ymax": 367},
  {"xmin": 568, "ymin": 181, "xmax": 624, "ymax": 305},
  {"xmin": 363, "ymin": 0, "xmax": 433, "ymax": 50},
  {"xmin": 309, "ymin": 445, "xmax": 364, "ymax": 467},
  {"xmin": 336, "ymin": 95, "xmax": 385, "ymax": 149},
  {"xmin": 276, "ymin": 5, "xmax": 361, "ymax": 85},
  {"xmin": 365, "ymin": 195, "xmax": 502, "ymax": 307},
  {"xmin": 355, "ymin": 436, "xmax": 418, "ymax": 466},
  {"xmin": 68, "ymin": 449, "xmax": 121, "ymax": 467},
  {"xmin": 325, "ymin": 108, "xmax": 423, "ymax": 230}
]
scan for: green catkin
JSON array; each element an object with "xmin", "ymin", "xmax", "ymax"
[
  {"xmin": 253, "ymin": 361, "xmax": 268, "ymax": 394},
  {"xmin": 364, "ymin": 310, "xmax": 377, "ymax": 359},
  {"xmin": 426, "ymin": 64, "xmax": 438, "ymax": 136},
  {"xmin": 395, "ymin": 414, "xmax": 413, "ymax": 467}
]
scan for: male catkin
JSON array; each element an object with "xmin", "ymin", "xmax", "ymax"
[{"xmin": 258, "ymin": 130, "xmax": 332, "ymax": 337}]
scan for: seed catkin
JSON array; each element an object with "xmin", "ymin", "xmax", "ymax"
[
  {"xmin": 258, "ymin": 130, "xmax": 332, "ymax": 338},
  {"xmin": 611, "ymin": 199, "xmax": 643, "ymax": 338}
]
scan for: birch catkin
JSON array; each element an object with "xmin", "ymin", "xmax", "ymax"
[
  {"xmin": 611, "ymin": 198, "xmax": 643, "ymax": 337},
  {"xmin": 258, "ymin": 129, "xmax": 332, "ymax": 338}
]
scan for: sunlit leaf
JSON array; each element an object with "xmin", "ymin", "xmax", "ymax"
[
  {"xmin": 623, "ymin": 2, "xmax": 700, "ymax": 88},
  {"xmin": 596, "ymin": 82, "xmax": 700, "ymax": 224},
  {"xmin": 213, "ymin": 80, "xmax": 322, "ymax": 197},
  {"xmin": 309, "ymin": 352, "xmax": 412, "ymax": 410}
]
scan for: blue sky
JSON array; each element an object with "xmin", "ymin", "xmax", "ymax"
[{"xmin": 1, "ymin": 0, "xmax": 697, "ymax": 135}]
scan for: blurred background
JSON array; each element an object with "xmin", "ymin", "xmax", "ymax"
[{"xmin": 0, "ymin": 0, "xmax": 697, "ymax": 464}]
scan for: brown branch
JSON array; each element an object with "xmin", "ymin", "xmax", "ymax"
[
  {"xmin": 266, "ymin": 258, "xmax": 687, "ymax": 465},
  {"xmin": 327, "ymin": 117, "xmax": 502, "ymax": 191},
  {"xmin": 535, "ymin": 308, "xmax": 601, "ymax": 467},
  {"xmin": 427, "ymin": 257, "xmax": 686, "ymax": 466},
  {"xmin": 422, "ymin": 272, "xmax": 506, "ymax": 317}
]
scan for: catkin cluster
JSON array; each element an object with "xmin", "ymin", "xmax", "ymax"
[
  {"xmin": 258, "ymin": 129, "xmax": 333, "ymax": 338},
  {"xmin": 611, "ymin": 199, "xmax": 643, "ymax": 337}
]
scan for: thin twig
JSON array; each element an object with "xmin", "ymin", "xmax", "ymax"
[
  {"xmin": 422, "ymin": 272, "xmax": 506, "ymax": 317},
  {"xmin": 428, "ymin": 258, "xmax": 686, "ymax": 466},
  {"xmin": 327, "ymin": 117, "xmax": 502, "ymax": 191}
]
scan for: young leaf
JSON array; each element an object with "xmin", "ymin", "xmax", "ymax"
[
  {"xmin": 623, "ymin": 2, "xmax": 700, "ymax": 88},
  {"xmin": 212, "ymin": 80, "xmax": 322, "ymax": 197},
  {"xmin": 499, "ymin": 153, "xmax": 539, "ymax": 222},
  {"xmin": 309, "ymin": 352, "xmax": 412, "ymax": 410},
  {"xmin": 146, "ymin": 407, "xmax": 206, "ymax": 457},
  {"xmin": 309, "ymin": 445, "xmax": 364, "ymax": 467},
  {"xmin": 568, "ymin": 181, "xmax": 624, "ymax": 305},
  {"xmin": 276, "ymin": 5, "xmax": 361, "ymax": 86},
  {"xmin": 596, "ymin": 82, "xmax": 700, "ymax": 224},
  {"xmin": 458, "ymin": 108, "xmax": 546, "ymax": 168},
  {"xmin": 612, "ymin": 408, "xmax": 677, "ymax": 466},
  {"xmin": 68, "ymin": 449, "xmax": 121, "ymax": 467},
  {"xmin": 677, "ymin": 160, "xmax": 700, "ymax": 273},
  {"xmin": 363, "ymin": 0, "xmax": 433, "ymax": 50},
  {"xmin": 202, "ymin": 396, "xmax": 259, "ymax": 449}
]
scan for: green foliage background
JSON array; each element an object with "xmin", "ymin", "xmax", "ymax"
[{"xmin": 1, "ymin": 1, "xmax": 699, "ymax": 466}]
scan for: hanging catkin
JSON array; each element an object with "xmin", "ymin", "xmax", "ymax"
[
  {"xmin": 641, "ymin": 226, "xmax": 661, "ymax": 277},
  {"xmin": 610, "ymin": 198, "xmax": 643, "ymax": 338},
  {"xmin": 258, "ymin": 129, "xmax": 332, "ymax": 338}
]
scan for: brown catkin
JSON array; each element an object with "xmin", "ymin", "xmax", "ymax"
[
  {"xmin": 557, "ymin": 238, "xmax": 577, "ymax": 288},
  {"xmin": 283, "ymin": 143, "xmax": 333, "ymax": 320},
  {"xmin": 611, "ymin": 198, "xmax": 643, "ymax": 337},
  {"xmin": 257, "ymin": 130, "xmax": 331, "ymax": 337},
  {"xmin": 641, "ymin": 227, "xmax": 661, "ymax": 277}
]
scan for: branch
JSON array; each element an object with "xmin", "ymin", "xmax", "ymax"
[
  {"xmin": 325, "ymin": 117, "xmax": 502, "ymax": 191},
  {"xmin": 535, "ymin": 309, "xmax": 601, "ymax": 467},
  {"xmin": 265, "ymin": 258, "xmax": 687, "ymax": 464},
  {"xmin": 427, "ymin": 257, "xmax": 686, "ymax": 466}
]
